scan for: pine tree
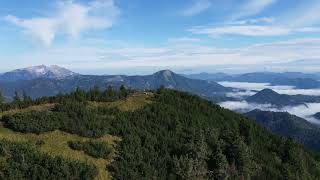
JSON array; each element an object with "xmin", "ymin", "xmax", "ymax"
[
  {"xmin": 209, "ymin": 144, "xmax": 229, "ymax": 180},
  {"xmin": 0, "ymin": 91, "xmax": 5, "ymax": 104},
  {"xmin": 119, "ymin": 85, "xmax": 128, "ymax": 99},
  {"xmin": 74, "ymin": 87, "xmax": 86, "ymax": 102},
  {"xmin": 13, "ymin": 91, "xmax": 21, "ymax": 102},
  {"xmin": 89, "ymin": 85, "xmax": 101, "ymax": 101},
  {"xmin": 105, "ymin": 85, "xmax": 115, "ymax": 100},
  {"xmin": 22, "ymin": 91, "xmax": 32, "ymax": 103}
]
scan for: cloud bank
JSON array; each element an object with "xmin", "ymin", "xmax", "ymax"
[
  {"xmin": 219, "ymin": 101, "xmax": 320, "ymax": 123},
  {"xmin": 219, "ymin": 81, "xmax": 320, "ymax": 97},
  {"xmin": 218, "ymin": 81, "xmax": 294, "ymax": 91}
]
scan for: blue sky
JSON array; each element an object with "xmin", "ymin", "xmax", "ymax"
[{"xmin": 1, "ymin": 0, "xmax": 320, "ymax": 74}]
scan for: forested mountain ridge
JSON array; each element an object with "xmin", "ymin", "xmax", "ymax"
[
  {"xmin": 314, "ymin": 113, "xmax": 320, "ymax": 120},
  {"xmin": 245, "ymin": 109, "xmax": 320, "ymax": 150},
  {"xmin": 0, "ymin": 87, "xmax": 319, "ymax": 179},
  {"xmin": 246, "ymin": 88, "xmax": 320, "ymax": 107}
]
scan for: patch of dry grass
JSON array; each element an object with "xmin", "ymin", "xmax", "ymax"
[
  {"xmin": 89, "ymin": 92, "xmax": 154, "ymax": 111},
  {"xmin": 0, "ymin": 124, "xmax": 120, "ymax": 180},
  {"xmin": 0, "ymin": 103, "xmax": 55, "ymax": 118}
]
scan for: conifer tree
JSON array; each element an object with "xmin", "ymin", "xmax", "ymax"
[
  {"xmin": 13, "ymin": 91, "xmax": 21, "ymax": 102},
  {"xmin": 0, "ymin": 91, "xmax": 5, "ymax": 104}
]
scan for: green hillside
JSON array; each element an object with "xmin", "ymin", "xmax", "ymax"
[
  {"xmin": 0, "ymin": 87, "xmax": 319, "ymax": 179},
  {"xmin": 245, "ymin": 109, "xmax": 320, "ymax": 150}
]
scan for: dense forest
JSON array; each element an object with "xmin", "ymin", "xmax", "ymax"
[
  {"xmin": 245, "ymin": 109, "xmax": 320, "ymax": 150},
  {"xmin": 0, "ymin": 140, "xmax": 98, "ymax": 180},
  {"xmin": 0, "ymin": 86, "xmax": 319, "ymax": 179}
]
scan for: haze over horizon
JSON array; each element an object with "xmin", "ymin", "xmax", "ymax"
[{"xmin": 1, "ymin": 0, "xmax": 320, "ymax": 74}]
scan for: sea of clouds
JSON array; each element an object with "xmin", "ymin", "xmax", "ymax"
[
  {"xmin": 219, "ymin": 81, "xmax": 320, "ymax": 97},
  {"xmin": 219, "ymin": 101, "xmax": 320, "ymax": 123},
  {"xmin": 218, "ymin": 81, "xmax": 320, "ymax": 123}
]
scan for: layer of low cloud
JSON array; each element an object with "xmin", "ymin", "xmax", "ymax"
[
  {"xmin": 225, "ymin": 91, "xmax": 256, "ymax": 99},
  {"xmin": 219, "ymin": 81, "xmax": 320, "ymax": 97},
  {"xmin": 219, "ymin": 101, "xmax": 320, "ymax": 123},
  {"xmin": 218, "ymin": 81, "xmax": 294, "ymax": 91},
  {"xmin": 4, "ymin": 0, "xmax": 120, "ymax": 46},
  {"xmin": 219, "ymin": 101, "xmax": 275, "ymax": 112}
]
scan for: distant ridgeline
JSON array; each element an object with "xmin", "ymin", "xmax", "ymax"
[{"xmin": 0, "ymin": 86, "xmax": 319, "ymax": 179}]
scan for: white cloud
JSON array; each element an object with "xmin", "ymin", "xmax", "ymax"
[
  {"xmin": 232, "ymin": 0, "xmax": 277, "ymax": 19},
  {"xmin": 230, "ymin": 17, "xmax": 275, "ymax": 25},
  {"xmin": 4, "ymin": 0, "xmax": 120, "ymax": 46},
  {"xmin": 189, "ymin": 0, "xmax": 320, "ymax": 38},
  {"xmin": 288, "ymin": 1, "xmax": 320, "ymax": 27},
  {"xmin": 225, "ymin": 91, "xmax": 256, "ymax": 99},
  {"xmin": 189, "ymin": 25, "xmax": 320, "ymax": 37},
  {"xmin": 219, "ymin": 100, "xmax": 320, "ymax": 123},
  {"xmin": 283, "ymin": 103, "xmax": 320, "ymax": 123},
  {"xmin": 4, "ymin": 38, "xmax": 320, "ymax": 74},
  {"xmin": 275, "ymin": 89, "xmax": 320, "ymax": 96},
  {"xmin": 219, "ymin": 101, "xmax": 274, "ymax": 112},
  {"xmin": 180, "ymin": 0, "xmax": 211, "ymax": 16},
  {"xmin": 168, "ymin": 37, "xmax": 201, "ymax": 44},
  {"xmin": 219, "ymin": 81, "xmax": 320, "ymax": 96},
  {"xmin": 218, "ymin": 81, "xmax": 295, "ymax": 91}
]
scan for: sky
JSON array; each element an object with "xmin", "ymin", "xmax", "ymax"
[{"xmin": 1, "ymin": 0, "xmax": 320, "ymax": 74}]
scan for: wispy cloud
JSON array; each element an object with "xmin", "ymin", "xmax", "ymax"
[
  {"xmin": 289, "ymin": 1, "xmax": 320, "ymax": 27},
  {"xmin": 5, "ymin": 38, "xmax": 320, "ymax": 74},
  {"xmin": 4, "ymin": 0, "xmax": 120, "ymax": 46},
  {"xmin": 230, "ymin": 17, "xmax": 275, "ymax": 25},
  {"xmin": 168, "ymin": 37, "xmax": 201, "ymax": 44},
  {"xmin": 232, "ymin": 0, "xmax": 278, "ymax": 20},
  {"xmin": 189, "ymin": 24, "xmax": 320, "ymax": 37},
  {"xmin": 188, "ymin": 0, "xmax": 320, "ymax": 38},
  {"xmin": 180, "ymin": 0, "xmax": 211, "ymax": 16}
]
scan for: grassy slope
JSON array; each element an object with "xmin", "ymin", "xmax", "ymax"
[
  {"xmin": 0, "ymin": 92, "xmax": 153, "ymax": 180},
  {"xmin": 0, "ymin": 125, "xmax": 119, "ymax": 179},
  {"xmin": 89, "ymin": 92, "xmax": 154, "ymax": 112},
  {"xmin": 0, "ymin": 103, "xmax": 55, "ymax": 118}
]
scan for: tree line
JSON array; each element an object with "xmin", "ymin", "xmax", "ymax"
[{"xmin": 0, "ymin": 85, "xmax": 132, "ymax": 112}]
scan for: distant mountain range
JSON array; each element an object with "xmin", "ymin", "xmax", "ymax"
[
  {"xmin": 186, "ymin": 72, "xmax": 320, "ymax": 89},
  {"xmin": 1, "ymin": 65, "xmax": 320, "ymax": 105},
  {"xmin": 245, "ymin": 109, "xmax": 320, "ymax": 150},
  {"xmin": 246, "ymin": 88, "xmax": 320, "ymax": 107},
  {"xmin": 0, "ymin": 65, "xmax": 77, "ymax": 81},
  {"xmin": 185, "ymin": 72, "xmax": 231, "ymax": 81},
  {"xmin": 0, "ymin": 66, "xmax": 232, "ymax": 101}
]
